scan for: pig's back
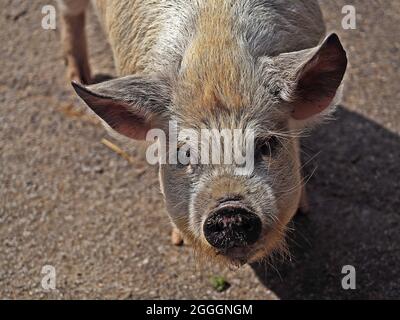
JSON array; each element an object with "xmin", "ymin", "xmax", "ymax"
[
  {"xmin": 236, "ymin": 0, "xmax": 326, "ymax": 57},
  {"xmin": 94, "ymin": 0, "xmax": 326, "ymax": 75},
  {"xmin": 94, "ymin": 0, "xmax": 167, "ymax": 75}
]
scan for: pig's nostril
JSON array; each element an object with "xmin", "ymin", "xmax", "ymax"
[
  {"xmin": 208, "ymin": 221, "xmax": 224, "ymax": 233},
  {"xmin": 203, "ymin": 205, "xmax": 262, "ymax": 250},
  {"xmin": 242, "ymin": 222, "xmax": 253, "ymax": 231}
]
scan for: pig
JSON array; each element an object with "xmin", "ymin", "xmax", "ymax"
[{"xmin": 59, "ymin": 0, "xmax": 347, "ymax": 266}]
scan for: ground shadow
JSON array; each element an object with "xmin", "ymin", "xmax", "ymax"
[{"xmin": 251, "ymin": 106, "xmax": 400, "ymax": 299}]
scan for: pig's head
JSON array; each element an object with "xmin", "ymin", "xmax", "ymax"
[{"xmin": 73, "ymin": 33, "xmax": 347, "ymax": 266}]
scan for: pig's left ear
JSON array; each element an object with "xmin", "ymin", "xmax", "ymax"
[
  {"xmin": 72, "ymin": 75, "xmax": 171, "ymax": 140},
  {"xmin": 277, "ymin": 33, "xmax": 347, "ymax": 121}
]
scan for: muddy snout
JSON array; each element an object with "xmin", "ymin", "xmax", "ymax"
[{"xmin": 203, "ymin": 202, "xmax": 262, "ymax": 251}]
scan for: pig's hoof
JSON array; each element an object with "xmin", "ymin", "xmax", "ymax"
[
  {"xmin": 65, "ymin": 57, "xmax": 91, "ymax": 85},
  {"xmin": 297, "ymin": 186, "xmax": 310, "ymax": 214},
  {"xmin": 171, "ymin": 228, "xmax": 184, "ymax": 246},
  {"xmin": 296, "ymin": 206, "xmax": 310, "ymax": 215},
  {"xmin": 68, "ymin": 68, "xmax": 91, "ymax": 85}
]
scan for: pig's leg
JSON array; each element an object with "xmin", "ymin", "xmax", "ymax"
[
  {"xmin": 295, "ymin": 139, "xmax": 310, "ymax": 214},
  {"xmin": 298, "ymin": 183, "xmax": 310, "ymax": 214},
  {"xmin": 58, "ymin": 0, "xmax": 91, "ymax": 84},
  {"xmin": 171, "ymin": 227, "xmax": 184, "ymax": 246}
]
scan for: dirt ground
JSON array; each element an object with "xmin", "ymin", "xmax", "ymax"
[{"xmin": 0, "ymin": 0, "xmax": 399, "ymax": 299}]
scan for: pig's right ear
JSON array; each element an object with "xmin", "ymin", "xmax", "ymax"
[
  {"xmin": 271, "ymin": 33, "xmax": 347, "ymax": 123},
  {"xmin": 72, "ymin": 76, "xmax": 170, "ymax": 140}
]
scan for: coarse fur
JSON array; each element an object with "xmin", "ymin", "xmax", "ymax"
[{"xmin": 60, "ymin": 0, "xmax": 347, "ymax": 266}]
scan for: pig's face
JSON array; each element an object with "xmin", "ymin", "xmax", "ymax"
[
  {"xmin": 159, "ymin": 122, "xmax": 302, "ymax": 265},
  {"xmin": 73, "ymin": 34, "xmax": 346, "ymax": 266}
]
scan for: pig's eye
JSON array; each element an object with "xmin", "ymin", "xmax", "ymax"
[
  {"xmin": 177, "ymin": 148, "xmax": 191, "ymax": 168},
  {"xmin": 257, "ymin": 136, "xmax": 279, "ymax": 157}
]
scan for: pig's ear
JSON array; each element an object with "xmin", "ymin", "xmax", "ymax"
[
  {"xmin": 72, "ymin": 76, "xmax": 170, "ymax": 140},
  {"xmin": 278, "ymin": 33, "xmax": 347, "ymax": 121}
]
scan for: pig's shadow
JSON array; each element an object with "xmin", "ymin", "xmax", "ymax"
[{"xmin": 251, "ymin": 106, "xmax": 400, "ymax": 299}]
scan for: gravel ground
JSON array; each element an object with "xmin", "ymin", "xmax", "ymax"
[{"xmin": 0, "ymin": 0, "xmax": 399, "ymax": 299}]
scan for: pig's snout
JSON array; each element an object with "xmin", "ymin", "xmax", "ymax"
[{"xmin": 203, "ymin": 202, "xmax": 261, "ymax": 251}]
